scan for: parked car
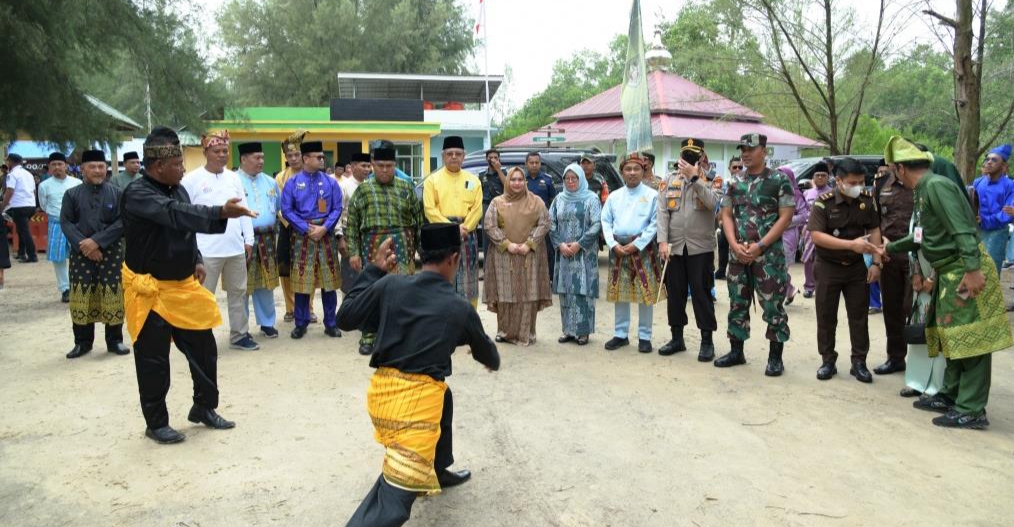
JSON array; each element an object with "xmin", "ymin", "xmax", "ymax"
[{"xmin": 783, "ymin": 155, "xmax": 882, "ymax": 190}]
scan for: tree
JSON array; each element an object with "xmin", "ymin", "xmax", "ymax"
[
  {"xmin": 216, "ymin": 0, "xmax": 476, "ymax": 106},
  {"xmin": 751, "ymin": 0, "xmax": 893, "ymax": 155},
  {"xmin": 495, "ymin": 36, "xmax": 626, "ymax": 143},
  {"xmin": 0, "ymin": 0, "xmax": 223, "ymax": 145},
  {"xmin": 925, "ymin": 0, "xmax": 1014, "ymax": 180}
]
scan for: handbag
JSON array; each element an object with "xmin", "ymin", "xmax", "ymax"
[{"xmin": 903, "ymin": 305, "xmax": 926, "ymax": 345}]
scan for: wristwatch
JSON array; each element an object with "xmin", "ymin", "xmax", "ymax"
[
  {"xmin": 756, "ymin": 240, "xmax": 767, "ymax": 251},
  {"xmin": 872, "ymin": 261, "xmax": 883, "ymax": 268}
]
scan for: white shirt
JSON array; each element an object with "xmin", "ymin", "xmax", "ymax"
[
  {"xmin": 5, "ymin": 165, "xmax": 37, "ymax": 210},
  {"xmin": 337, "ymin": 176, "xmax": 364, "ymax": 235},
  {"xmin": 181, "ymin": 166, "xmax": 254, "ymax": 258}
]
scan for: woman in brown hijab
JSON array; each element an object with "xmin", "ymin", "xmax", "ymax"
[{"xmin": 483, "ymin": 167, "xmax": 552, "ymax": 345}]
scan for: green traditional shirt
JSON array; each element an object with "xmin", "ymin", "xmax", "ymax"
[
  {"xmin": 346, "ymin": 177, "xmax": 423, "ymax": 260},
  {"xmin": 887, "ymin": 173, "xmax": 980, "ymax": 272},
  {"xmin": 111, "ymin": 170, "xmax": 142, "ymax": 190}
]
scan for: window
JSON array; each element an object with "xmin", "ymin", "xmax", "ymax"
[{"xmin": 395, "ymin": 143, "xmax": 424, "ymax": 182}]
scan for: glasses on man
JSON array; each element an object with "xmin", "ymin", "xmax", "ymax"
[{"xmin": 730, "ymin": 165, "xmax": 742, "ymax": 170}]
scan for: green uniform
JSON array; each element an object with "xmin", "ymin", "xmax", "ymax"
[
  {"xmin": 111, "ymin": 170, "xmax": 142, "ymax": 190},
  {"xmin": 887, "ymin": 173, "xmax": 1012, "ymax": 415},
  {"xmin": 720, "ymin": 168, "xmax": 795, "ymax": 342}
]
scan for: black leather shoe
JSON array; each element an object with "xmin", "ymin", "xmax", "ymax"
[
  {"xmin": 188, "ymin": 405, "xmax": 236, "ymax": 429},
  {"xmin": 873, "ymin": 359, "xmax": 906, "ymax": 375},
  {"xmin": 604, "ymin": 337, "xmax": 629, "ymax": 350},
  {"xmin": 698, "ymin": 342, "xmax": 715, "ymax": 362},
  {"xmin": 358, "ymin": 343, "xmax": 373, "ymax": 356},
  {"xmin": 816, "ymin": 361, "xmax": 837, "ymax": 380},
  {"xmin": 659, "ymin": 337, "xmax": 686, "ymax": 356},
  {"xmin": 638, "ymin": 339, "xmax": 652, "ymax": 353},
  {"xmin": 714, "ymin": 340, "xmax": 746, "ymax": 368},
  {"xmin": 438, "ymin": 469, "xmax": 471, "ymax": 488},
  {"xmin": 107, "ymin": 342, "xmax": 130, "ymax": 355},
  {"xmin": 324, "ymin": 326, "xmax": 341, "ymax": 338},
  {"xmin": 558, "ymin": 334, "xmax": 576, "ymax": 344},
  {"xmin": 66, "ymin": 345, "xmax": 92, "ymax": 359},
  {"xmin": 291, "ymin": 326, "xmax": 307, "ymax": 339},
  {"xmin": 932, "ymin": 410, "xmax": 989, "ymax": 429},
  {"xmin": 61, "ymin": 290, "xmax": 70, "ymax": 303},
  {"xmin": 765, "ymin": 342, "xmax": 784, "ymax": 377},
  {"xmin": 850, "ymin": 362, "xmax": 874, "ymax": 383},
  {"xmin": 145, "ymin": 426, "xmax": 185, "ymax": 444}
]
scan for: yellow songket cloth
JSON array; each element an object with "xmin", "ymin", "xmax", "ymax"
[
  {"xmin": 122, "ymin": 264, "xmax": 223, "ymax": 343},
  {"xmin": 367, "ymin": 367, "xmax": 448, "ymax": 495}
]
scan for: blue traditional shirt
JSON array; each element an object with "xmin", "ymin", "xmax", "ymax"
[
  {"xmin": 972, "ymin": 173, "xmax": 1014, "ymax": 231},
  {"xmin": 281, "ymin": 170, "xmax": 343, "ymax": 234},
  {"xmin": 600, "ymin": 183, "xmax": 658, "ymax": 251},
  {"xmin": 37, "ymin": 175, "xmax": 82, "ymax": 217},
  {"xmin": 526, "ymin": 171, "xmax": 556, "ymax": 209},
  {"xmin": 238, "ymin": 169, "xmax": 281, "ymax": 230}
]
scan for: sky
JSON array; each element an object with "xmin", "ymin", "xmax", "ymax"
[{"xmin": 194, "ymin": 0, "xmax": 957, "ymax": 109}]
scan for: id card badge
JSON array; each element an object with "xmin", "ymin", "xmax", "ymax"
[
  {"xmin": 913, "ymin": 226, "xmax": 923, "ymax": 244},
  {"xmin": 317, "ymin": 197, "xmax": 327, "ymax": 213}
]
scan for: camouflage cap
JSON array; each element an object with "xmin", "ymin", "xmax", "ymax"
[{"xmin": 736, "ymin": 133, "xmax": 767, "ymax": 149}]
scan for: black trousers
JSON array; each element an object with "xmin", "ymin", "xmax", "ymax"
[
  {"xmin": 73, "ymin": 322, "xmax": 124, "ymax": 349},
  {"xmin": 815, "ymin": 259, "xmax": 870, "ymax": 363},
  {"xmin": 8, "ymin": 206, "xmax": 35, "ymax": 259},
  {"xmin": 0, "ymin": 217, "xmax": 10, "ymax": 269},
  {"xmin": 716, "ymin": 231, "xmax": 729, "ymax": 278},
  {"xmin": 132, "ymin": 311, "xmax": 219, "ymax": 429},
  {"xmin": 545, "ymin": 237, "xmax": 556, "ymax": 284},
  {"xmin": 664, "ymin": 248, "xmax": 717, "ymax": 332},
  {"xmin": 346, "ymin": 387, "xmax": 456, "ymax": 527},
  {"xmin": 879, "ymin": 257, "xmax": 912, "ymax": 361}
]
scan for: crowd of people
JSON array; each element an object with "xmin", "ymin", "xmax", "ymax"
[{"xmin": 2, "ymin": 124, "xmax": 1013, "ymax": 526}]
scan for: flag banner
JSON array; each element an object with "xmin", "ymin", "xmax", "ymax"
[{"xmin": 621, "ymin": 0, "xmax": 653, "ymax": 154}]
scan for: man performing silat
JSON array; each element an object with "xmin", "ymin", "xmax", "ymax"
[
  {"xmin": 121, "ymin": 126, "xmax": 257, "ymax": 444},
  {"xmin": 60, "ymin": 150, "xmax": 129, "ymax": 359},
  {"xmin": 339, "ymin": 225, "xmax": 500, "ymax": 527}
]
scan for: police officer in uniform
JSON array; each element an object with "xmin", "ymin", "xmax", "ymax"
[{"xmin": 806, "ymin": 157, "xmax": 884, "ymax": 383}]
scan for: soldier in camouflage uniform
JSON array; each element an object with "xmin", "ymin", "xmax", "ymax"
[{"xmin": 717, "ymin": 133, "xmax": 796, "ymax": 376}]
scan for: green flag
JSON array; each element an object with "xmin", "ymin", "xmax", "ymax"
[{"xmin": 622, "ymin": 0, "xmax": 652, "ymax": 154}]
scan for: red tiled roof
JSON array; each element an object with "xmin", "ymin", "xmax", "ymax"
[
  {"xmin": 554, "ymin": 70, "xmax": 763, "ymax": 121},
  {"xmin": 498, "ymin": 114, "xmax": 821, "ymax": 148}
]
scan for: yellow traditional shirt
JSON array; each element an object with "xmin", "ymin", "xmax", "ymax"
[{"xmin": 423, "ymin": 167, "xmax": 483, "ymax": 232}]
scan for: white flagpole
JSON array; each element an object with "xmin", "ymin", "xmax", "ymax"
[{"xmin": 482, "ymin": 0, "xmax": 491, "ymax": 149}]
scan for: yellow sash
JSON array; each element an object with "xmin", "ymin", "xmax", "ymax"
[
  {"xmin": 122, "ymin": 264, "xmax": 223, "ymax": 343},
  {"xmin": 367, "ymin": 367, "xmax": 447, "ymax": 495}
]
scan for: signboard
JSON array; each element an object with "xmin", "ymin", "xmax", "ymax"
[{"xmin": 532, "ymin": 136, "xmax": 565, "ymax": 143}]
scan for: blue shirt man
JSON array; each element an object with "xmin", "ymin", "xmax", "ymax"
[
  {"xmin": 237, "ymin": 142, "xmax": 282, "ymax": 336},
  {"xmin": 973, "ymin": 144, "xmax": 1014, "ymax": 270}
]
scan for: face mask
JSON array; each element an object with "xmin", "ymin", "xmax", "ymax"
[{"xmin": 841, "ymin": 184, "xmax": 861, "ymax": 199}]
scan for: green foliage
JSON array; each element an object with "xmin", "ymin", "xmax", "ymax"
[
  {"xmin": 494, "ymin": 36, "xmax": 626, "ymax": 143},
  {"xmin": 0, "ymin": 0, "xmax": 222, "ymax": 145},
  {"xmin": 850, "ymin": 115, "xmax": 954, "ymax": 161},
  {"xmin": 217, "ymin": 0, "xmax": 476, "ymax": 106},
  {"xmin": 865, "ymin": 45, "xmax": 957, "ymax": 147}
]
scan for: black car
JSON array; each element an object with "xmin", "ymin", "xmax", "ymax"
[{"xmin": 784, "ymin": 155, "xmax": 882, "ymax": 190}]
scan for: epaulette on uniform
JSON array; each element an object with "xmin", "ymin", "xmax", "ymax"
[
  {"xmin": 861, "ymin": 189, "xmax": 873, "ymax": 197},
  {"xmin": 819, "ymin": 192, "xmax": 834, "ymax": 200}
]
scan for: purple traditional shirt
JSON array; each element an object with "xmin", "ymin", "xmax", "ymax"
[{"xmin": 281, "ymin": 170, "xmax": 343, "ymax": 234}]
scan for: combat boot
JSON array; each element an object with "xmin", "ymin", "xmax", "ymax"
[
  {"xmin": 714, "ymin": 339, "xmax": 746, "ymax": 368},
  {"xmin": 659, "ymin": 327, "xmax": 687, "ymax": 356},
  {"xmin": 765, "ymin": 341, "xmax": 784, "ymax": 377},
  {"xmin": 698, "ymin": 331, "xmax": 715, "ymax": 362}
]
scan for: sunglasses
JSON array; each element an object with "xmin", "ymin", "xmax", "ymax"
[{"xmin": 730, "ymin": 165, "xmax": 742, "ymax": 170}]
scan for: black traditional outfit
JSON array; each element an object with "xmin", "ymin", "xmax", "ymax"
[
  {"xmin": 60, "ymin": 150, "xmax": 127, "ymax": 357},
  {"xmin": 339, "ymin": 223, "xmax": 500, "ymax": 527},
  {"xmin": 120, "ymin": 142, "xmax": 231, "ymax": 439}
]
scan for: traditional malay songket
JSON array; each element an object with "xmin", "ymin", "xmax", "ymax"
[
  {"xmin": 885, "ymin": 136, "xmax": 1013, "ymax": 429},
  {"xmin": 483, "ymin": 166, "xmax": 552, "ymax": 346},
  {"xmin": 38, "ymin": 152, "xmax": 81, "ymax": 300},
  {"xmin": 280, "ymin": 141, "xmax": 344, "ymax": 338},
  {"xmin": 345, "ymin": 147, "xmax": 423, "ymax": 354},
  {"xmin": 236, "ymin": 142, "xmax": 282, "ymax": 337},
  {"xmin": 60, "ymin": 150, "xmax": 128, "ymax": 358},
  {"xmin": 121, "ymin": 126, "xmax": 246, "ymax": 444},
  {"xmin": 601, "ymin": 153, "xmax": 661, "ymax": 353},
  {"xmin": 339, "ymin": 225, "xmax": 500, "ymax": 527},
  {"xmin": 422, "ymin": 136, "xmax": 483, "ymax": 307},
  {"xmin": 549, "ymin": 163, "xmax": 602, "ymax": 345},
  {"xmin": 275, "ymin": 129, "xmax": 315, "ymax": 322}
]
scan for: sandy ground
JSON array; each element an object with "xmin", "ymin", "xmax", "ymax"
[{"xmin": 1, "ymin": 256, "xmax": 1013, "ymax": 527}]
